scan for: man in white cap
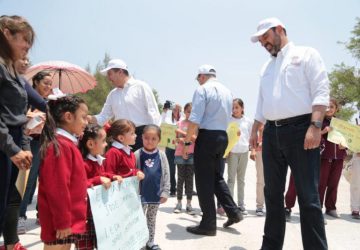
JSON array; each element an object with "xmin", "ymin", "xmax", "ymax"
[
  {"xmin": 88, "ymin": 59, "xmax": 161, "ymax": 151},
  {"xmin": 183, "ymin": 65, "xmax": 242, "ymax": 236},
  {"xmin": 249, "ymin": 17, "xmax": 329, "ymax": 249}
]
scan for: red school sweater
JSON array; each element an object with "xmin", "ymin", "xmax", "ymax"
[
  {"xmin": 38, "ymin": 135, "xmax": 87, "ymax": 242},
  {"xmin": 104, "ymin": 147, "xmax": 139, "ymax": 177},
  {"xmin": 84, "ymin": 158, "xmax": 115, "ymax": 187}
]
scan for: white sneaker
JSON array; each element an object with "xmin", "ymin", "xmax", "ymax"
[
  {"xmin": 239, "ymin": 205, "xmax": 248, "ymax": 215},
  {"xmin": 256, "ymin": 208, "xmax": 264, "ymax": 216},
  {"xmin": 174, "ymin": 203, "xmax": 182, "ymax": 213},
  {"xmin": 17, "ymin": 217, "xmax": 27, "ymax": 235},
  {"xmin": 186, "ymin": 205, "xmax": 196, "ymax": 215}
]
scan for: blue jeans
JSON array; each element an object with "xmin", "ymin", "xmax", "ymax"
[
  {"xmin": 165, "ymin": 147, "xmax": 176, "ymax": 194},
  {"xmin": 19, "ymin": 139, "xmax": 40, "ymax": 218},
  {"xmin": 261, "ymin": 119, "xmax": 327, "ymax": 250}
]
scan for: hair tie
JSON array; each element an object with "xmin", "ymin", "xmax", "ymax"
[{"xmin": 103, "ymin": 122, "xmax": 111, "ymax": 134}]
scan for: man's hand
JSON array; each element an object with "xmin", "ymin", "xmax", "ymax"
[
  {"xmin": 304, "ymin": 126, "xmax": 322, "ymax": 150},
  {"xmin": 87, "ymin": 115, "xmax": 97, "ymax": 124},
  {"xmin": 250, "ymin": 120, "xmax": 262, "ymax": 150},
  {"xmin": 182, "ymin": 146, "xmax": 189, "ymax": 160},
  {"xmin": 250, "ymin": 150, "xmax": 256, "ymax": 161},
  {"xmin": 306, "ymin": 105, "xmax": 326, "ymax": 150},
  {"xmin": 10, "ymin": 150, "xmax": 32, "ymax": 170}
]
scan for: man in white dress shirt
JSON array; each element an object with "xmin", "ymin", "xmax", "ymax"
[
  {"xmin": 249, "ymin": 18, "xmax": 328, "ymax": 249},
  {"xmin": 88, "ymin": 59, "xmax": 161, "ymax": 151}
]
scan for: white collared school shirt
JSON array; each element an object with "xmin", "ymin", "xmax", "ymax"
[
  {"xmin": 56, "ymin": 128, "xmax": 78, "ymax": 145},
  {"xmin": 255, "ymin": 42, "xmax": 329, "ymax": 123},
  {"xmin": 95, "ymin": 77, "xmax": 161, "ymax": 127}
]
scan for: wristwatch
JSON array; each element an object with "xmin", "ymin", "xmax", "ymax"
[
  {"xmin": 310, "ymin": 121, "xmax": 322, "ymax": 129},
  {"xmin": 184, "ymin": 141, "xmax": 192, "ymax": 146}
]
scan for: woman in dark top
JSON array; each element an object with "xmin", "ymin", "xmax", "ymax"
[
  {"xmin": 18, "ymin": 70, "xmax": 52, "ymax": 234},
  {"xmin": 0, "ymin": 14, "xmax": 35, "ymax": 249}
]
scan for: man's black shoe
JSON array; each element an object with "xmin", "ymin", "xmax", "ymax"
[
  {"xmin": 223, "ymin": 213, "xmax": 243, "ymax": 228},
  {"xmin": 186, "ymin": 225, "xmax": 216, "ymax": 236}
]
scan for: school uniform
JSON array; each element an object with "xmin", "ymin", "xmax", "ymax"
[
  {"xmin": 134, "ymin": 148, "xmax": 170, "ymax": 247},
  {"xmin": 38, "ymin": 129, "xmax": 87, "ymax": 243},
  {"xmin": 75, "ymin": 155, "xmax": 115, "ymax": 250},
  {"xmin": 104, "ymin": 141, "xmax": 139, "ymax": 177},
  {"xmin": 84, "ymin": 155, "xmax": 114, "ymax": 187},
  {"xmin": 318, "ymin": 117, "xmax": 347, "ymax": 212}
]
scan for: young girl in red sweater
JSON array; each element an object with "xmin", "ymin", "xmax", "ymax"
[
  {"xmin": 77, "ymin": 124, "xmax": 123, "ymax": 250},
  {"xmin": 38, "ymin": 95, "xmax": 88, "ymax": 250},
  {"xmin": 319, "ymin": 98, "xmax": 347, "ymax": 218},
  {"xmin": 104, "ymin": 119, "xmax": 145, "ymax": 180}
]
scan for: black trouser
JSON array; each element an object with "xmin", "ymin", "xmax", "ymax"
[
  {"xmin": 133, "ymin": 125, "xmax": 146, "ymax": 152},
  {"xmin": 0, "ymin": 127, "xmax": 22, "ymax": 236},
  {"xmin": 3, "ymin": 188, "xmax": 21, "ymax": 245},
  {"xmin": 261, "ymin": 117, "xmax": 327, "ymax": 250},
  {"xmin": 165, "ymin": 147, "xmax": 176, "ymax": 194},
  {"xmin": 194, "ymin": 129, "xmax": 239, "ymax": 230}
]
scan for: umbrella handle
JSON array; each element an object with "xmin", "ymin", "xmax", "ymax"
[{"xmin": 59, "ymin": 69, "xmax": 62, "ymax": 90}]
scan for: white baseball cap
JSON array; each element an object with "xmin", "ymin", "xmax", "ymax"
[
  {"xmin": 197, "ymin": 64, "xmax": 216, "ymax": 76},
  {"xmin": 100, "ymin": 59, "xmax": 128, "ymax": 75},
  {"xmin": 250, "ymin": 17, "xmax": 285, "ymax": 43}
]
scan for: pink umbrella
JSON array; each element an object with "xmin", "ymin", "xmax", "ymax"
[{"xmin": 24, "ymin": 60, "xmax": 97, "ymax": 94}]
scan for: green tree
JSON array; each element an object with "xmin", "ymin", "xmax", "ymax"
[
  {"xmin": 77, "ymin": 54, "xmax": 113, "ymax": 114},
  {"xmin": 152, "ymin": 88, "xmax": 163, "ymax": 112},
  {"xmin": 329, "ymin": 18, "xmax": 360, "ymax": 121}
]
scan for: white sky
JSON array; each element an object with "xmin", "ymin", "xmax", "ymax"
[{"xmin": 1, "ymin": 0, "xmax": 359, "ymax": 117}]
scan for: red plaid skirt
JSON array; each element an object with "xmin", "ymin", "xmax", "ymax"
[
  {"xmin": 43, "ymin": 234, "xmax": 85, "ymax": 245},
  {"xmin": 75, "ymin": 218, "xmax": 97, "ymax": 250}
]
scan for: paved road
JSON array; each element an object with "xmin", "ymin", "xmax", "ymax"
[{"xmin": 2, "ymin": 160, "xmax": 359, "ymax": 249}]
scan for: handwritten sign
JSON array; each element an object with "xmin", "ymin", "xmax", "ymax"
[
  {"xmin": 224, "ymin": 122, "xmax": 240, "ymax": 158},
  {"xmin": 87, "ymin": 177, "xmax": 149, "ymax": 250},
  {"xmin": 328, "ymin": 117, "xmax": 360, "ymax": 153},
  {"xmin": 159, "ymin": 123, "xmax": 177, "ymax": 149}
]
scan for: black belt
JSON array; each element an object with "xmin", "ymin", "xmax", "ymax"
[{"xmin": 267, "ymin": 114, "xmax": 311, "ymax": 127}]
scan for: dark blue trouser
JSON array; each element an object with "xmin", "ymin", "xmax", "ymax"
[
  {"xmin": 133, "ymin": 125, "xmax": 146, "ymax": 152},
  {"xmin": 165, "ymin": 147, "xmax": 176, "ymax": 194},
  {"xmin": 261, "ymin": 119, "xmax": 328, "ymax": 250},
  {"xmin": 0, "ymin": 127, "xmax": 22, "ymax": 236},
  {"xmin": 19, "ymin": 139, "xmax": 40, "ymax": 218},
  {"xmin": 194, "ymin": 129, "xmax": 239, "ymax": 230}
]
